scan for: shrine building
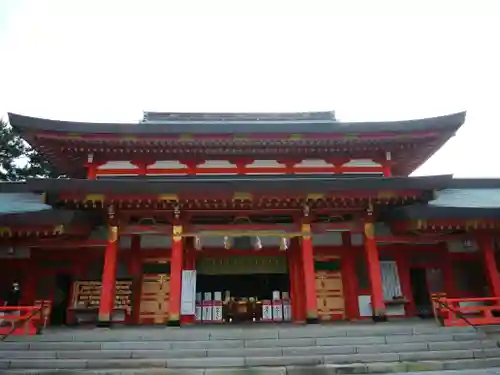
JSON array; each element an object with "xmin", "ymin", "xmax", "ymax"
[{"xmin": 1, "ymin": 110, "xmax": 500, "ymax": 328}]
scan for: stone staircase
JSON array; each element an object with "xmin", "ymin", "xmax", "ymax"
[{"xmin": 1, "ymin": 322, "xmax": 500, "ymax": 374}]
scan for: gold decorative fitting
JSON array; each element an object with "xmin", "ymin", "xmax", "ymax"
[
  {"xmin": 367, "ymin": 200, "xmax": 373, "ymax": 214},
  {"xmin": 306, "ymin": 193, "xmax": 324, "ymax": 201},
  {"xmin": 121, "ymin": 136, "xmax": 137, "ymax": 142},
  {"xmin": 179, "ymin": 134, "xmax": 193, "ymax": 140},
  {"xmin": 0, "ymin": 227, "xmax": 12, "ymax": 237},
  {"xmin": 108, "ymin": 226, "xmax": 119, "ymax": 243},
  {"xmin": 98, "ymin": 312, "xmax": 111, "ymax": 321},
  {"xmin": 233, "ymin": 192, "xmax": 253, "ymax": 201},
  {"xmin": 416, "ymin": 220, "xmax": 427, "ymax": 230},
  {"xmin": 86, "ymin": 194, "xmax": 105, "ymax": 202},
  {"xmin": 302, "ymin": 223, "xmax": 312, "ymax": 240},
  {"xmin": 53, "ymin": 225, "xmax": 64, "ymax": 235},
  {"xmin": 173, "ymin": 225, "xmax": 183, "ymax": 242},
  {"xmin": 364, "ymin": 222, "xmax": 375, "ymax": 239},
  {"xmin": 157, "ymin": 194, "xmax": 178, "ymax": 202},
  {"xmin": 289, "ymin": 134, "xmax": 302, "ymax": 140},
  {"xmin": 343, "ymin": 134, "xmax": 359, "ymax": 140},
  {"xmin": 377, "ymin": 190, "xmax": 397, "ymax": 199},
  {"xmin": 306, "ymin": 310, "xmax": 319, "ymax": 319},
  {"xmin": 465, "ymin": 220, "xmax": 480, "ymax": 229},
  {"xmin": 174, "ymin": 205, "xmax": 181, "ymax": 220},
  {"xmin": 302, "ymin": 204, "xmax": 310, "ymax": 217},
  {"xmin": 169, "ymin": 313, "xmax": 180, "ymax": 321}
]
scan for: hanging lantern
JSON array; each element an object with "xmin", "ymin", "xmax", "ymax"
[
  {"xmin": 194, "ymin": 236, "xmax": 202, "ymax": 251},
  {"xmin": 254, "ymin": 236, "xmax": 263, "ymax": 250},
  {"xmin": 280, "ymin": 237, "xmax": 289, "ymax": 251},
  {"xmin": 224, "ymin": 236, "xmax": 231, "ymax": 249}
]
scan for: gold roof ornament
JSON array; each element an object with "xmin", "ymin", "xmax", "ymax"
[
  {"xmin": 280, "ymin": 237, "xmax": 289, "ymax": 251},
  {"xmin": 254, "ymin": 236, "xmax": 263, "ymax": 250},
  {"xmin": 194, "ymin": 236, "xmax": 202, "ymax": 251}
]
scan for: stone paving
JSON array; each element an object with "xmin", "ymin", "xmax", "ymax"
[{"xmin": 385, "ymin": 370, "xmax": 500, "ymax": 375}]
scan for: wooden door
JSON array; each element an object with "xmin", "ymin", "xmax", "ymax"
[
  {"xmin": 139, "ymin": 274, "xmax": 170, "ymax": 324},
  {"xmin": 315, "ymin": 256, "xmax": 345, "ymax": 321}
]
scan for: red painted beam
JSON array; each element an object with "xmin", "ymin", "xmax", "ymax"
[
  {"xmin": 187, "ymin": 224, "xmax": 299, "ymax": 232},
  {"xmin": 120, "ymin": 224, "xmax": 173, "ymax": 235},
  {"xmin": 59, "ymin": 190, "xmax": 424, "ymax": 202},
  {"xmin": 311, "ymin": 222, "xmax": 362, "ymax": 233},
  {"xmin": 94, "ymin": 166, "xmax": 385, "ymax": 176},
  {"xmin": 27, "ymin": 239, "xmax": 108, "ymax": 248}
]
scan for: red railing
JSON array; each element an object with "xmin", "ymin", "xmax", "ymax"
[
  {"xmin": 434, "ymin": 297, "xmax": 500, "ymax": 327},
  {"xmin": 0, "ymin": 305, "xmax": 45, "ymax": 340}
]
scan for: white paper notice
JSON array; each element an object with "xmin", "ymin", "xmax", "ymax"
[{"xmin": 181, "ymin": 270, "xmax": 197, "ymax": 315}]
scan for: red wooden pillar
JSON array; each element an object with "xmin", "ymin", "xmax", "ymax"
[
  {"xmin": 288, "ymin": 240, "xmax": 305, "ymax": 323},
  {"xmin": 395, "ymin": 252, "xmax": 414, "ymax": 316},
  {"xmin": 181, "ymin": 238, "xmax": 196, "ymax": 325},
  {"xmin": 86, "ymin": 161, "xmax": 104, "ymax": 179},
  {"xmin": 168, "ymin": 225, "xmax": 183, "ymax": 326},
  {"xmin": 382, "ymin": 164, "xmax": 392, "ymax": 177},
  {"xmin": 291, "ymin": 238, "xmax": 306, "ymax": 322},
  {"xmin": 363, "ymin": 222, "xmax": 386, "ymax": 320},
  {"xmin": 478, "ymin": 236, "xmax": 500, "ymax": 298},
  {"xmin": 383, "ymin": 152, "xmax": 392, "ymax": 177},
  {"xmin": 130, "ymin": 235, "xmax": 142, "ymax": 324},
  {"xmin": 97, "ymin": 226, "xmax": 119, "ymax": 326},
  {"xmin": 341, "ymin": 232, "xmax": 358, "ymax": 320},
  {"xmin": 288, "ymin": 245, "xmax": 297, "ymax": 321},
  {"xmin": 301, "ymin": 224, "xmax": 318, "ymax": 323}
]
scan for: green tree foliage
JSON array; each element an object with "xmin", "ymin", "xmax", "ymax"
[{"xmin": 0, "ymin": 118, "xmax": 60, "ymax": 181}]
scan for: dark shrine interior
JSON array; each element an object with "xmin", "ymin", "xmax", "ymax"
[{"xmin": 196, "ymin": 274, "xmax": 290, "ymax": 300}]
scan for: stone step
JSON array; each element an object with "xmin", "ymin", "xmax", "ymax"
[
  {"xmin": 2, "ymin": 359, "xmax": 500, "ymax": 374},
  {"xmin": 0, "ymin": 332, "xmax": 487, "ymax": 351},
  {"xmin": 2, "ymin": 348, "xmax": 500, "ymax": 370},
  {"xmin": 0, "ymin": 340, "xmax": 497, "ymax": 359},
  {"xmin": 4, "ymin": 325, "xmax": 477, "ymax": 342},
  {"xmin": 0, "ymin": 325, "xmax": 496, "ymax": 373}
]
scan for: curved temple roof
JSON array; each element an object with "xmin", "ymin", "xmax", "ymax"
[
  {"xmin": 386, "ymin": 179, "xmax": 500, "ymax": 221},
  {"xmin": 8, "ymin": 111, "xmax": 466, "ymax": 135},
  {"xmin": 142, "ymin": 111, "xmax": 338, "ymax": 122}
]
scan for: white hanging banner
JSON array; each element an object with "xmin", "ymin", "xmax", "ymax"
[
  {"xmin": 180, "ymin": 270, "xmax": 197, "ymax": 315},
  {"xmin": 380, "ymin": 261, "xmax": 402, "ymax": 300}
]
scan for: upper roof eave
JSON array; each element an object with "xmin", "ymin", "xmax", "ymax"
[{"xmin": 8, "ymin": 111, "xmax": 467, "ymax": 136}]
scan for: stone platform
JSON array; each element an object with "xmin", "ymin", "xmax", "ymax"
[{"xmin": 1, "ymin": 321, "xmax": 500, "ymax": 374}]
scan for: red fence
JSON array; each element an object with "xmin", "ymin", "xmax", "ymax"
[
  {"xmin": 0, "ymin": 305, "xmax": 45, "ymax": 337},
  {"xmin": 434, "ymin": 296, "xmax": 500, "ymax": 327}
]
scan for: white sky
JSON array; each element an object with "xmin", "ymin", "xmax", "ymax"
[{"xmin": 0, "ymin": 0, "xmax": 499, "ymax": 177}]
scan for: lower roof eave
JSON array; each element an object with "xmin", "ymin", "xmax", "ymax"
[
  {"xmin": 0, "ymin": 209, "xmax": 96, "ymax": 226},
  {"xmin": 385, "ymin": 205, "xmax": 500, "ymax": 221},
  {"xmin": 24, "ymin": 175, "xmax": 453, "ymax": 195}
]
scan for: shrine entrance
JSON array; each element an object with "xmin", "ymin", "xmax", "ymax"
[
  {"xmin": 195, "ymin": 255, "xmax": 290, "ymax": 323},
  {"xmin": 138, "ymin": 260, "xmax": 171, "ymax": 324}
]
